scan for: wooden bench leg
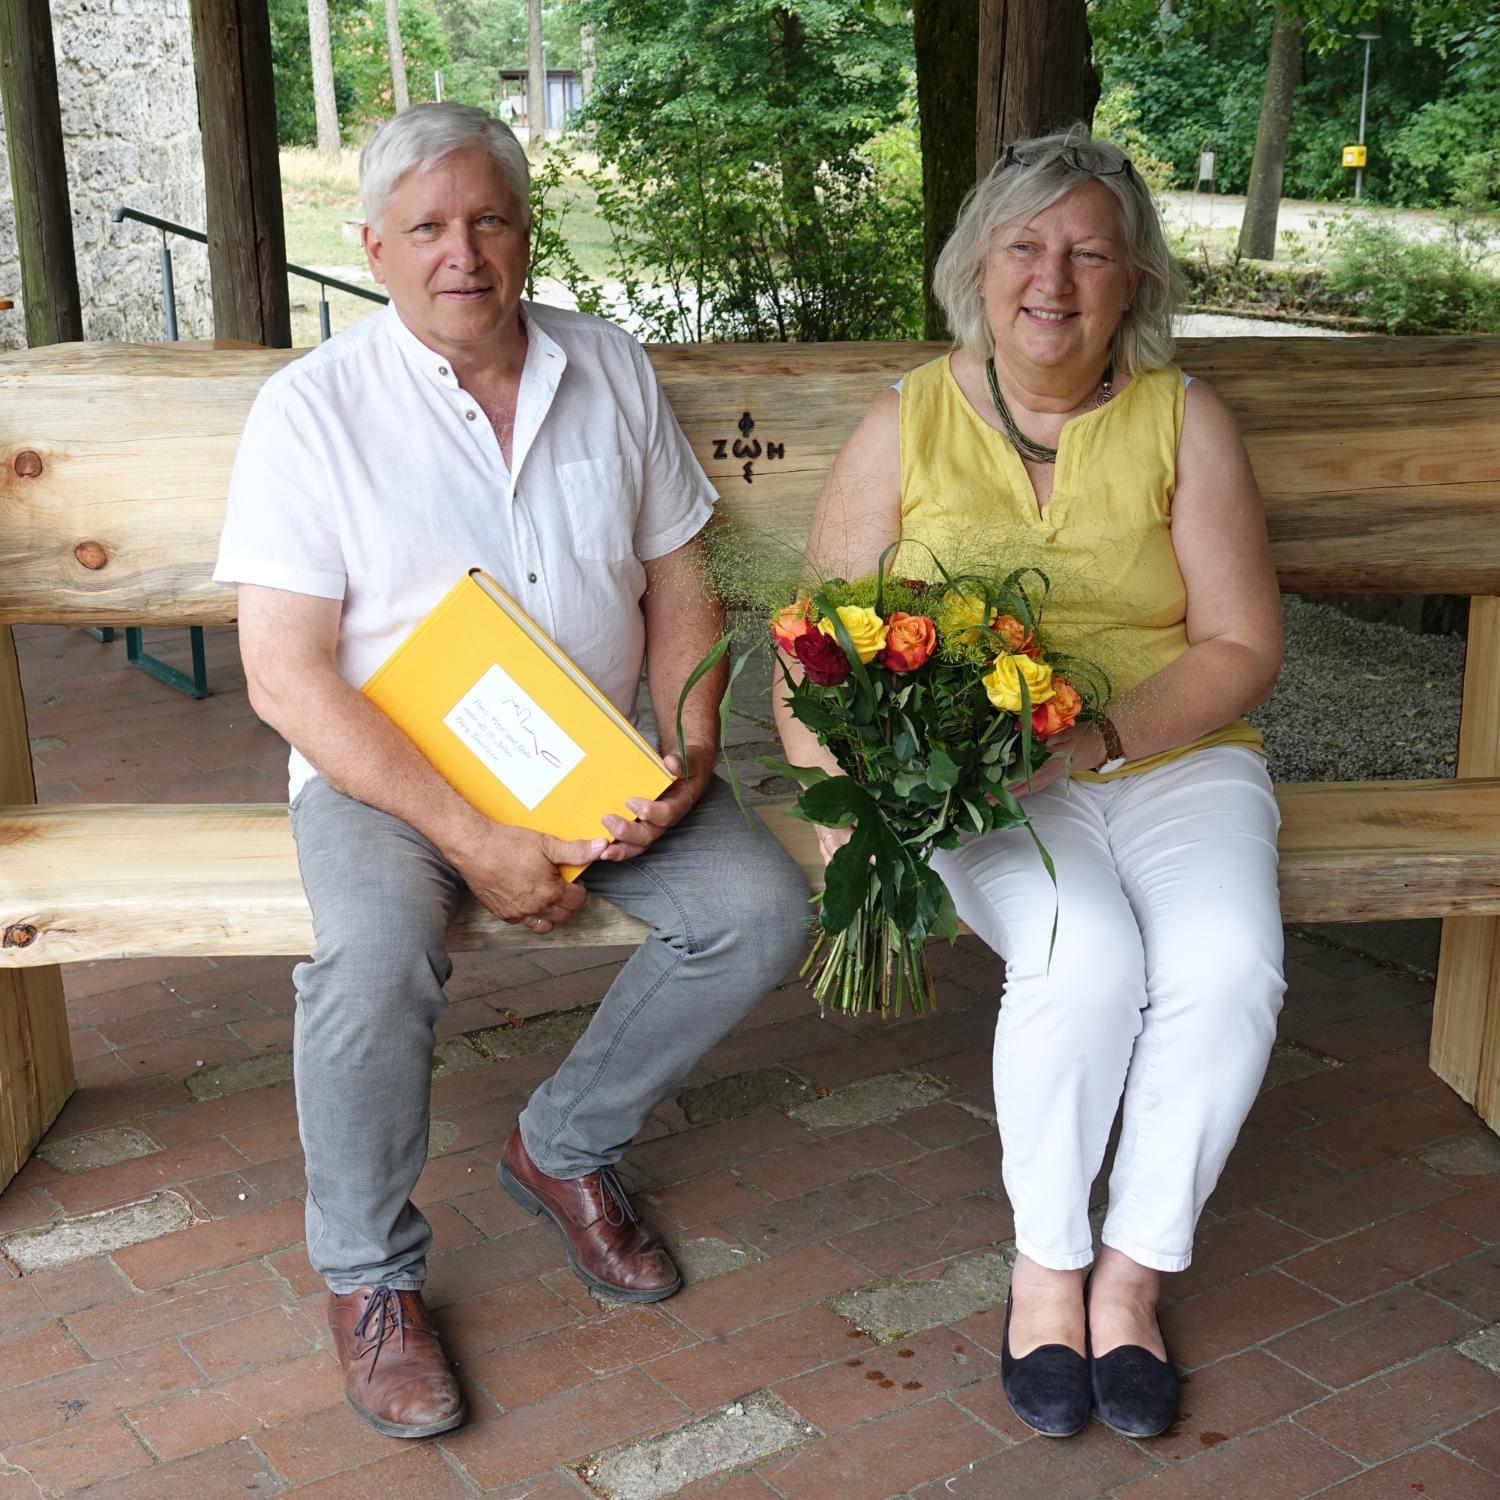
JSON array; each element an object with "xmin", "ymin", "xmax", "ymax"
[
  {"xmin": 1432, "ymin": 916, "xmax": 1500, "ymax": 1130},
  {"xmin": 1430, "ymin": 596, "xmax": 1500, "ymax": 1135},
  {"xmin": 1, "ymin": 626, "xmax": 73, "ymax": 1191}
]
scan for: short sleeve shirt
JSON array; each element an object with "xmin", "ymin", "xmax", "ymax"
[{"xmin": 213, "ymin": 302, "xmax": 717, "ymax": 800}]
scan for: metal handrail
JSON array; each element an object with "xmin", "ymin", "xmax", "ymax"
[{"xmin": 113, "ymin": 205, "xmax": 388, "ymax": 342}]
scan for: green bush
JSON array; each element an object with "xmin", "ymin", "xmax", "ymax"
[
  {"xmin": 1322, "ymin": 214, "xmax": 1500, "ymax": 334},
  {"xmin": 557, "ymin": 0, "xmax": 922, "ymax": 342}
]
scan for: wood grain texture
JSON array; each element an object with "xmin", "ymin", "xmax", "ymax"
[
  {"xmin": 0, "ymin": 627, "xmax": 71, "ymax": 1191},
  {"xmin": 188, "ymin": 0, "xmax": 291, "ymax": 346},
  {"xmin": 4, "ymin": 781, "xmax": 1500, "ymax": 968},
  {"xmin": 0, "ymin": 337, "xmax": 1498, "ymax": 625},
  {"xmin": 1431, "ymin": 594, "xmax": 1500, "ymax": 1127}
]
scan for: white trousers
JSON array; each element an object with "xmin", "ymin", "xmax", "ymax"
[{"xmin": 931, "ymin": 745, "xmax": 1285, "ymax": 1273}]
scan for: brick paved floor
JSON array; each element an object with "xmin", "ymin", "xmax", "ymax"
[{"xmin": 2, "ymin": 623, "xmax": 1497, "ymax": 1498}]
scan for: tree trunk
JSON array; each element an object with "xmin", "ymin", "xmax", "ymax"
[
  {"xmin": 1238, "ymin": 3, "xmax": 1303, "ymax": 261},
  {"xmin": 189, "ymin": 0, "xmax": 292, "ymax": 345},
  {"xmin": 976, "ymin": 0, "xmax": 1098, "ymax": 180},
  {"xmin": 527, "ymin": 0, "xmax": 546, "ymax": 150},
  {"xmin": 0, "ymin": 0, "xmax": 83, "ymax": 345},
  {"xmin": 385, "ymin": 0, "xmax": 409, "ymax": 112},
  {"xmin": 913, "ymin": 0, "xmax": 978, "ymax": 339},
  {"xmin": 580, "ymin": 23, "xmax": 596, "ymax": 104},
  {"xmin": 307, "ymin": 0, "xmax": 339, "ymax": 159}
]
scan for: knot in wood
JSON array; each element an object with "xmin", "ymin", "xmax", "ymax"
[
  {"xmin": 74, "ymin": 541, "xmax": 109, "ymax": 571},
  {"xmin": 13, "ymin": 449, "xmax": 42, "ymax": 478},
  {"xmin": 3, "ymin": 922, "xmax": 38, "ymax": 948}
]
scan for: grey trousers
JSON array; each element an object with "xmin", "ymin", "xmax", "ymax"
[{"xmin": 288, "ymin": 774, "xmax": 809, "ymax": 1293}]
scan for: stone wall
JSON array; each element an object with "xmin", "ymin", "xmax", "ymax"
[{"xmin": 0, "ymin": 0, "xmax": 211, "ymax": 350}]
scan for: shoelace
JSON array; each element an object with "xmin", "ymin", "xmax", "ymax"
[
  {"xmin": 599, "ymin": 1167, "xmax": 639, "ymax": 1229},
  {"xmin": 351, "ymin": 1284, "xmax": 407, "ymax": 1382}
]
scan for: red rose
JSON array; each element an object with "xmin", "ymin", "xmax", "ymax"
[
  {"xmin": 795, "ymin": 628, "xmax": 851, "ymax": 686},
  {"xmin": 878, "ymin": 612, "xmax": 937, "ymax": 672}
]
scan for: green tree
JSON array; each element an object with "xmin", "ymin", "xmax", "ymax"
[
  {"xmin": 1089, "ymin": 0, "xmax": 1489, "ymax": 222},
  {"xmin": 568, "ymin": 0, "xmax": 919, "ymax": 341},
  {"xmin": 428, "ymin": 0, "xmax": 581, "ymax": 111},
  {"xmin": 272, "ymin": 0, "xmax": 453, "ymax": 145}
]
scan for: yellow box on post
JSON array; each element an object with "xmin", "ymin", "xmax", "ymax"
[{"xmin": 1343, "ymin": 144, "xmax": 1368, "ymax": 168}]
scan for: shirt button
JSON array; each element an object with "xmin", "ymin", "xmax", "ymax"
[
  {"xmin": 438, "ymin": 365, "xmax": 448, "ymax": 376},
  {"xmin": 465, "ymin": 409, "xmax": 477, "ymax": 421},
  {"xmin": 527, "ymin": 572, "xmax": 538, "ymax": 583}
]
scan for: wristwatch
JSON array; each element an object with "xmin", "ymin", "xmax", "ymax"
[{"xmin": 1094, "ymin": 712, "xmax": 1128, "ymax": 774}]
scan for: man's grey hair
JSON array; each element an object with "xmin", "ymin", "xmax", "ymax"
[
  {"xmin": 360, "ymin": 102, "xmax": 532, "ymax": 234},
  {"xmin": 932, "ymin": 124, "xmax": 1178, "ymax": 375}
]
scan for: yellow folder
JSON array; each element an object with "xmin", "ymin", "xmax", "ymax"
[{"xmin": 362, "ymin": 568, "xmax": 674, "ymax": 879}]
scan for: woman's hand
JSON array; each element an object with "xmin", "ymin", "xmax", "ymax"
[
  {"xmin": 1007, "ymin": 725, "xmax": 1103, "ymax": 800},
  {"xmin": 816, "ymin": 824, "xmax": 854, "ymax": 864}
]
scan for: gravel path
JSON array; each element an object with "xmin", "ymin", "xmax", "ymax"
[{"xmin": 1252, "ymin": 597, "xmax": 1465, "ymax": 782}]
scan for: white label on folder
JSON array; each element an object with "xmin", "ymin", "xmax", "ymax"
[{"xmin": 444, "ymin": 664, "xmax": 584, "ymax": 811}]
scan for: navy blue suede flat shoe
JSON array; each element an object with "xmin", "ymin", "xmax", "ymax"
[
  {"xmin": 999, "ymin": 1294, "xmax": 1092, "ymax": 1438},
  {"xmin": 1089, "ymin": 1334, "xmax": 1180, "ymax": 1438}
]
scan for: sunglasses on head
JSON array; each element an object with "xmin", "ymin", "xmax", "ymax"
[{"xmin": 999, "ymin": 144, "xmax": 1135, "ymax": 181}]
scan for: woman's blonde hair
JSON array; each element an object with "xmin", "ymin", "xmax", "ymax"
[{"xmin": 932, "ymin": 124, "xmax": 1178, "ymax": 375}]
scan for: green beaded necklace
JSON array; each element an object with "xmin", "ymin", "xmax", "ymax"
[{"xmin": 984, "ymin": 356, "xmax": 1115, "ymax": 465}]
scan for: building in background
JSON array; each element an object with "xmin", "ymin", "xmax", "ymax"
[{"xmin": 496, "ymin": 69, "xmax": 583, "ymax": 138}]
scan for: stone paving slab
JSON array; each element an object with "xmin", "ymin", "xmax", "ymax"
[{"xmin": 3, "ymin": 623, "xmax": 1499, "ymax": 1498}]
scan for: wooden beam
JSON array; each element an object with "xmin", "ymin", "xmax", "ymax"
[
  {"xmin": 2, "ymin": 338, "xmax": 1499, "ymax": 627},
  {"xmin": 0, "ymin": 0, "xmax": 83, "ymax": 345},
  {"xmin": 1432, "ymin": 594, "xmax": 1500, "ymax": 1129},
  {"xmin": 188, "ymin": 0, "xmax": 291, "ymax": 345},
  {"xmin": 976, "ymin": 0, "xmax": 1099, "ymax": 180},
  {"xmin": 6, "ymin": 781, "xmax": 1500, "ymax": 968},
  {"xmin": 0, "ymin": 627, "xmax": 72, "ymax": 1191}
]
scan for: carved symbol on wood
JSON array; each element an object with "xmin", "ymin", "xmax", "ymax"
[{"xmin": 711, "ymin": 412, "xmax": 786, "ymax": 484}]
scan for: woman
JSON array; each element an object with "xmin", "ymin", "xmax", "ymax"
[{"xmin": 774, "ymin": 128, "xmax": 1286, "ymax": 1439}]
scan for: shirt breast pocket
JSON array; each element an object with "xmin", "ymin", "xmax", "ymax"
[{"xmin": 557, "ymin": 455, "xmax": 638, "ymax": 563}]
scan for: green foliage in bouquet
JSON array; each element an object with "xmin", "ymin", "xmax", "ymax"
[{"xmin": 680, "ymin": 540, "xmax": 1111, "ymax": 1020}]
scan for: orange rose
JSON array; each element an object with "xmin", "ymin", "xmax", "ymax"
[
  {"xmin": 1032, "ymin": 678, "xmax": 1082, "ymax": 738},
  {"xmin": 771, "ymin": 596, "xmax": 812, "ymax": 655},
  {"xmin": 878, "ymin": 612, "xmax": 937, "ymax": 672},
  {"xmin": 993, "ymin": 614, "xmax": 1040, "ymax": 658}
]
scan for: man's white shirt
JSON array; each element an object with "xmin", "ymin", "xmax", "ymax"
[{"xmin": 214, "ymin": 301, "xmax": 717, "ymax": 801}]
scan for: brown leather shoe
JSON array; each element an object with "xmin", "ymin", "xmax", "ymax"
[
  {"xmin": 327, "ymin": 1285, "xmax": 465, "ymax": 1438},
  {"xmin": 498, "ymin": 1128, "xmax": 682, "ymax": 1302}
]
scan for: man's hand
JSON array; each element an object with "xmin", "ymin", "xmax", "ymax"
[
  {"xmin": 595, "ymin": 749, "xmax": 713, "ymax": 862},
  {"xmin": 450, "ymin": 824, "xmax": 605, "ymax": 934}
]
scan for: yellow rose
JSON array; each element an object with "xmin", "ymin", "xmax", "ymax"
[
  {"xmin": 983, "ymin": 652, "xmax": 1056, "ymax": 713},
  {"xmin": 817, "ymin": 605, "xmax": 887, "ymax": 664},
  {"xmin": 938, "ymin": 591, "xmax": 991, "ymax": 646}
]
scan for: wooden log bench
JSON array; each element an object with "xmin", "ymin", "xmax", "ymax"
[{"xmin": 3, "ymin": 335, "xmax": 1499, "ymax": 1191}]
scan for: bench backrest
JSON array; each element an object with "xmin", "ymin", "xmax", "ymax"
[{"xmin": 1, "ymin": 335, "xmax": 1498, "ymax": 628}]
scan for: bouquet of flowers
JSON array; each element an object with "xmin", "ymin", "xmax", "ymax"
[{"xmin": 759, "ymin": 551, "xmax": 1109, "ymax": 1019}]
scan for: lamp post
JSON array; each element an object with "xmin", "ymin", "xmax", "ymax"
[{"xmin": 1355, "ymin": 28, "xmax": 1379, "ymax": 199}]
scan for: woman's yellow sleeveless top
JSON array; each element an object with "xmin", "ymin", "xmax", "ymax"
[{"xmin": 897, "ymin": 354, "xmax": 1262, "ymax": 781}]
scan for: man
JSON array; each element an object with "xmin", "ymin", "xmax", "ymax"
[{"xmin": 214, "ymin": 102, "xmax": 807, "ymax": 1439}]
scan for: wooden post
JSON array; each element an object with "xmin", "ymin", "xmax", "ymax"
[
  {"xmin": 976, "ymin": 0, "xmax": 1098, "ymax": 180},
  {"xmin": 1431, "ymin": 594, "xmax": 1500, "ymax": 1131},
  {"xmin": 913, "ymin": 0, "xmax": 979, "ymax": 340},
  {"xmin": 0, "ymin": 0, "xmax": 84, "ymax": 346},
  {"xmin": 0, "ymin": 627, "xmax": 72, "ymax": 1193},
  {"xmin": 189, "ymin": 0, "xmax": 292, "ymax": 346}
]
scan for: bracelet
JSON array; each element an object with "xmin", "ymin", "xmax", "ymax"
[{"xmin": 1094, "ymin": 712, "xmax": 1126, "ymax": 766}]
